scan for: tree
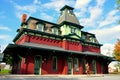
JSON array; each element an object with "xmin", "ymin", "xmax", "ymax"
[
  {"xmin": 117, "ymin": 0, "xmax": 120, "ymax": 9},
  {"xmin": 113, "ymin": 39, "xmax": 120, "ymax": 61},
  {"xmin": 4, "ymin": 54, "xmax": 13, "ymax": 65}
]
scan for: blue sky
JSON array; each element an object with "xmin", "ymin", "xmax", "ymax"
[{"xmin": 0, "ymin": 0, "xmax": 120, "ymax": 56}]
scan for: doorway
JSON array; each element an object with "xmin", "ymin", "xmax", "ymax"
[
  {"xmin": 68, "ymin": 57, "xmax": 73, "ymax": 74},
  {"xmin": 34, "ymin": 55, "xmax": 42, "ymax": 75},
  {"xmin": 92, "ymin": 59, "xmax": 97, "ymax": 74}
]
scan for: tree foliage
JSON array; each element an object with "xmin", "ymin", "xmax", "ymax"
[
  {"xmin": 113, "ymin": 39, "xmax": 120, "ymax": 61},
  {"xmin": 117, "ymin": 0, "xmax": 120, "ymax": 9},
  {"xmin": 4, "ymin": 54, "xmax": 13, "ymax": 65}
]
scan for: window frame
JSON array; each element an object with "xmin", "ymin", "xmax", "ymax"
[
  {"xmin": 74, "ymin": 58, "xmax": 79, "ymax": 71},
  {"xmin": 52, "ymin": 56, "xmax": 57, "ymax": 71},
  {"xmin": 36, "ymin": 22, "xmax": 44, "ymax": 31},
  {"xmin": 53, "ymin": 28, "xmax": 58, "ymax": 35},
  {"xmin": 71, "ymin": 27, "xmax": 76, "ymax": 33},
  {"xmin": 82, "ymin": 34, "xmax": 86, "ymax": 40}
]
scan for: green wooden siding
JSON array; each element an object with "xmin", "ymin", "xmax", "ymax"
[{"xmin": 60, "ymin": 24, "xmax": 81, "ymax": 39}]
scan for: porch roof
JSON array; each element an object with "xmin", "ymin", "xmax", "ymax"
[{"xmin": 3, "ymin": 42, "xmax": 115, "ymax": 61}]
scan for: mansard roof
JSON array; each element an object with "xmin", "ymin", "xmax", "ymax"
[
  {"xmin": 27, "ymin": 17, "xmax": 58, "ymax": 26},
  {"xmin": 81, "ymin": 31, "xmax": 96, "ymax": 37}
]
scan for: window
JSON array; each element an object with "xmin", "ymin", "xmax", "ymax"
[
  {"xmin": 23, "ymin": 25, "xmax": 27, "ymax": 28},
  {"xmin": 60, "ymin": 11, "xmax": 65, "ymax": 16},
  {"xmin": 89, "ymin": 37, "xmax": 93, "ymax": 42},
  {"xmin": 54, "ymin": 28, "xmax": 58, "ymax": 35},
  {"xmin": 52, "ymin": 56, "xmax": 57, "ymax": 70},
  {"xmin": 71, "ymin": 28, "xmax": 76, "ymax": 33},
  {"xmin": 68, "ymin": 10, "xmax": 73, "ymax": 15},
  {"xmin": 74, "ymin": 58, "xmax": 79, "ymax": 71},
  {"xmin": 37, "ymin": 23, "xmax": 44, "ymax": 31},
  {"xmin": 82, "ymin": 34, "xmax": 86, "ymax": 40}
]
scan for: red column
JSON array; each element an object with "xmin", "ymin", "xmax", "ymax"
[{"xmin": 62, "ymin": 40, "xmax": 68, "ymax": 50}]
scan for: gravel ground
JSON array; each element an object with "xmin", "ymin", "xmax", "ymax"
[{"xmin": 0, "ymin": 74, "xmax": 120, "ymax": 80}]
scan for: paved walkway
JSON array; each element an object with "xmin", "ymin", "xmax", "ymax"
[{"xmin": 0, "ymin": 74, "xmax": 120, "ymax": 80}]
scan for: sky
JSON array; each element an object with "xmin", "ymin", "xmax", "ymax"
[{"xmin": 0, "ymin": 0, "xmax": 120, "ymax": 57}]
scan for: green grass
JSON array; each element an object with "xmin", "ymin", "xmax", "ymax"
[{"xmin": 0, "ymin": 69, "xmax": 11, "ymax": 74}]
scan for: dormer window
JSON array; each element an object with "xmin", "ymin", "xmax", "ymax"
[
  {"xmin": 82, "ymin": 34, "xmax": 85, "ymax": 40},
  {"xmin": 54, "ymin": 28, "xmax": 58, "ymax": 35},
  {"xmin": 36, "ymin": 22, "xmax": 44, "ymax": 31},
  {"xmin": 71, "ymin": 28, "xmax": 76, "ymax": 33},
  {"xmin": 21, "ymin": 23, "xmax": 27, "ymax": 28},
  {"xmin": 52, "ymin": 27, "xmax": 58, "ymax": 35}
]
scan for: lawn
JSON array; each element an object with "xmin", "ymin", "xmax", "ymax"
[{"xmin": 0, "ymin": 69, "xmax": 11, "ymax": 74}]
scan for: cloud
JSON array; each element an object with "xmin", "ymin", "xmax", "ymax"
[
  {"xmin": 75, "ymin": 0, "xmax": 91, "ymax": 9},
  {"xmin": 96, "ymin": 0, "xmax": 105, "ymax": 7},
  {"xmin": 9, "ymin": 0, "xmax": 42, "ymax": 19},
  {"xmin": 40, "ymin": 13, "xmax": 54, "ymax": 21},
  {"xmin": 78, "ymin": 0, "xmax": 119, "ymax": 28},
  {"xmin": 101, "ymin": 43, "xmax": 114, "ymax": 57},
  {"xmin": 15, "ymin": 4, "xmax": 38, "ymax": 19},
  {"xmin": 33, "ymin": 0, "xmax": 41, "ymax": 4},
  {"xmin": 80, "ymin": 7, "xmax": 102, "ymax": 27},
  {"xmin": 0, "ymin": 44, "xmax": 8, "ymax": 53},
  {"xmin": 78, "ymin": 0, "xmax": 105, "ymax": 27},
  {"xmin": 89, "ymin": 25, "xmax": 120, "ymax": 43},
  {"xmin": 74, "ymin": 0, "xmax": 92, "ymax": 18},
  {"xmin": 99, "ymin": 10, "xmax": 119, "ymax": 27},
  {"xmin": 12, "ymin": 0, "xmax": 75, "ymax": 22},
  {"xmin": 0, "ymin": 34, "xmax": 12, "ymax": 52},
  {"xmin": 0, "ymin": 35, "xmax": 11, "ymax": 41},
  {"xmin": 43, "ymin": 0, "xmax": 75, "ymax": 11},
  {"xmin": 0, "ymin": 26, "xmax": 11, "ymax": 31},
  {"xmin": 15, "ymin": 4, "xmax": 39, "ymax": 19},
  {"xmin": 15, "ymin": 5, "xmax": 37, "ymax": 13}
]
